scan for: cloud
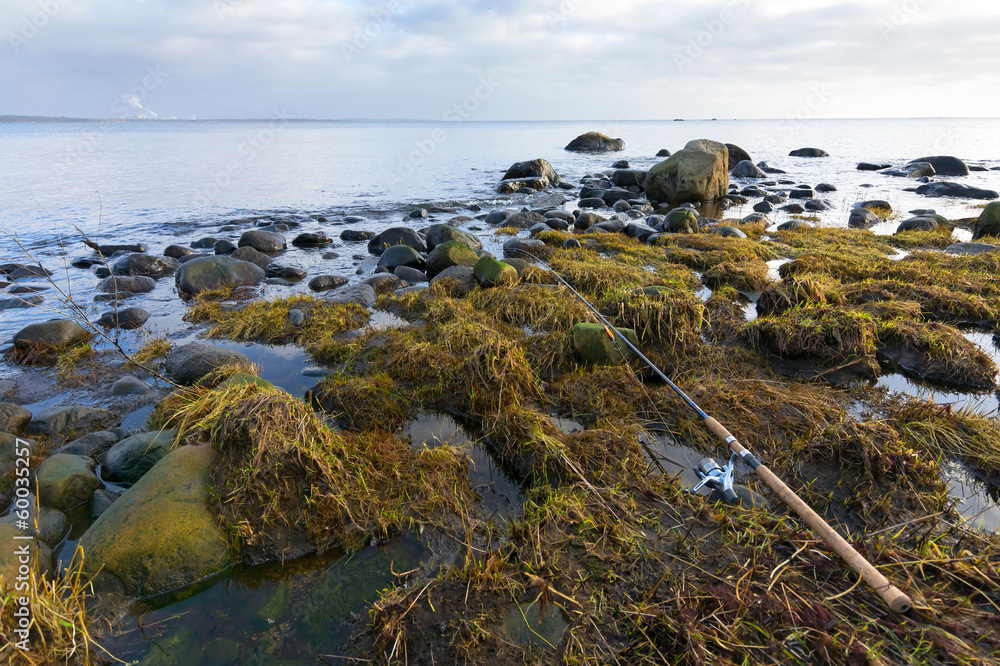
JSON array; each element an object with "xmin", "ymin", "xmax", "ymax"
[{"xmin": 1, "ymin": 0, "xmax": 999, "ymax": 118}]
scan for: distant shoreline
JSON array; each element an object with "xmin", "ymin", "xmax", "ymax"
[{"xmin": 3, "ymin": 115, "xmax": 996, "ymax": 124}]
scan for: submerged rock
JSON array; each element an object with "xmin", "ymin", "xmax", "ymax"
[
  {"xmin": 79, "ymin": 444, "xmax": 233, "ymax": 598},
  {"xmin": 916, "ymin": 182, "xmax": 999, "ymax": 200}
]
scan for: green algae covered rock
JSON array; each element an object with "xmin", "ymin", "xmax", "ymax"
[
  {"xmin": 79, "ymin": 444, "xmax": 233, "ymax": 598},
  {"xmin": 473, "ymin": 256, "xmax": 518, "ymax": 288},
  {"xmin": 572, "ymin": 323, "xmax": 640, "ymax": 366}
]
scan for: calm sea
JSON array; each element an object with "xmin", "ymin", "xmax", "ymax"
[{"xmin": 1, "ymin": 117, "xmax": 999, "ymax": 341}]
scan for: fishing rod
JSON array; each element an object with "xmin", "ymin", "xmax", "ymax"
[{"xmin": 515, "ymin": 250, "xmax": 912, "ymax": 614}]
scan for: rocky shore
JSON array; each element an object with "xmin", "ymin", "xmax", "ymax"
[{"xmin": 2, "ymin": 133, "xmax": 1000, "ymax": 664}]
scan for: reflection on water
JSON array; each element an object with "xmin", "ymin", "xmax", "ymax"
[
  {"xmin": 943, "ymin": 460, "xmax": 1000, "ymax": 533},
  {"xmin": 402, "ymin": 412, "xmax": 524, "ymax": 517},
  {"xmin": 103, "ymin": 536, "xmax": 428, "ymax": 665}
]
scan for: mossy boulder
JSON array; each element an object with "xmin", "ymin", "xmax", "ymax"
[
  {"xmin": 102, "ymin": 429, "xmax": 180, "ymax": 484},
  {"xmin": 572, "ymin": 323, "xmax": 640, "ymax": 366},
  {"xmin": 35, "ymin": 454, "xmax": 103, "ymax": 511},
  {"xmin": 79, "ymin": 444, "xmax": 233, "ymax": 598},
  {"xmin": 646, "ymin": 148, "xmax": 729, "ymax": 205},
  {"xmin": 426, "ymin": 241, "xmax": 480, "ymax": 276},
  {"xmin": 217, "ymin": 372, "xmax": 276, "ymax": 391},
  {"xmin": 175, "ymin": 256, "xmax": 266, "ymax": 296},
  {"xmin": 424, "ymin": 224, "xmax": 483, "ymax": 251},
  {"xmin": 664, "ymin": 208, "xmax": 699, "ymax": 233},
  {"xmin": 973, "ymin": 202, "xmax": 1000, "ymax": 240},
  {"xmin": 473, "ymin": 256, "xmax": 518, "ymax": 288}
]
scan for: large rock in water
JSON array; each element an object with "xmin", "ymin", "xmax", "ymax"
[
  {"xmin": 572, "ymin": 323, "xmax": 639, "ymax": 366},
  {"xmin": 973, "ymin": 202, "xmax": 1000, "ymax": 240},
  {"xmin": 377, "ymin": 245, "xmax": 425, "ymax": 271},
  {"xmin": 165, "ymin": 343, "xmax": 251, "ymax": 385},
  {"xmin": 113, "ymin": 254, "xmax": 180, "ymax": 279},
  {"xmin": 79, "ymin": 444, "xmax": 233, "ymax": 598},
  {"xmin": 501, "ymin": 159, "xmax": 560, "ymax": 186},
  {"xmin": 99, "ymin": 275, "xmax": 156, "ymax": 294},
  {"xmin": 175, "ymin": 256, "xmax": 266, "ymax": 296},
  {"xmin": 35, "ymin": 454, "xmax": 103, "ymax": 511},
  {"xmin": 102, "ymin": 429, "xmax": 179, "ymax": 483},
  {"xmin": 473, "ymin": 257, "xmax": 518, "ymax": 288},
  {"xmin": 646, "ymin": 141, "xmax": 729, "ymax": 206},
  {"xmin": 909, "ymin": 156, "xmax": 969, "ymax": 177},
  {"xmin": 565, "ymin": 132, "xmax": 625, "ymax": 152},
  {"xmin": 789, "ymin": 148, "xmax": 829, "ymax": 157},
  {"xmin": 726, "ymin": 143, "xmax": 752, "ymax": 166},
  {"xmin": 13, "ymin": 319, "xmax": 91, "ymax": 354}
]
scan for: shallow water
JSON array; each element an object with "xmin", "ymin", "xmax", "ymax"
[{"xmin": 99, "ymin": 535, "xmax": 429, "ymax": 665}]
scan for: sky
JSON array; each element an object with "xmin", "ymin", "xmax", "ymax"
[{"xmin": 2, "ymin": 0, "xmax": 999, "ymax": 121}]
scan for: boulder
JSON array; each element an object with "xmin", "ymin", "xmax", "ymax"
[
  {"xmin": 97, "ymin": 307, "xmax": 149, "ymax": 330},
  {"xmin": 98, "ymin": 275, "xmax": 156, "ymax": 294},
  {"xmin": 13, "ymin": 319, "xmax": 91, "ymax": 354},
  {"xmin": 292, "ymin": 232, "xmax": 332, "ymax": 247},
  {"xmin": 625, "ymin": 222, "xmax": 658, "ymax": 242},
  {"xmin": 175, "ymin": 256, "xmax": 266, "ymax": 296},
  {"xmin": 213, "ymin": 240, "xmax": 237, "ymax": 255},
  {"xmin": 27, "ymin": 405, "xmax": 111, "ymax": 439},
  {"xmin": 51, "ymin": 430, "xmax": 119, "ymax": 457},
  {"xmin": 707, "ymin": 226, "xmax": 747, "ymax": 239},
  {"xmin": 111, "ymin": 375, "xmax": 153, "ymax": 396},
  {"xmin": 367, "ymin": 227, "xmax": 426, "ymax": 255},
  {"xmin": 0, "ymin": 506, "xmax": 68, "ymax": 548},
  {"xmin": 645, "ymin": 146, "xmax": 729, "ymax": 205},
  {"xmin": 0, "ymin": 403, "xmax": 31, "ymax": 434},
  {"xmin": 424, "ymin": 224, "xmax": 482, "ymax": 251},
  {"xmin": 501, "ymin": 159, "xmax": 560, "ymax": 186},
  {"xmin": 324, "ymin": 283, "xmax": 377, "ymax": 309},
  {"xmin": 163, "ymin": 245, "xmax": 196, "ymax": 259},
  {"xmin": 308, "ymin": 275, "xmax": 349, "ymax": 292},
  {"xmin": 778, "ymin": 219, "xmax": 814, "ymax": 231},
  {"xmin": 78, "ymin": 444, "xmax": 233, "ymax": 598},
  {"xmin": 112, "ymin": 254, "xmax": 180, "ymax": 279},
  {"xmin": 946, "ymin": 242, "xmax": 1000, "ymax": 256},
  {"xmin": 909, "ymin": 156, "xmax": 970, "ymax": 177},
  {"xmin": 484, "ymin": 210, "xmax": 512, "ymax": 226},
  {"xmin": 726, "ymin": 144, "xmax": 752, "ymax": 166},
  {"xmin": 663, "ymin": 208, "xmax": 698, "ymax": 234},
  {"xmin": 789, "ymin": 148, "xmax": 829, "ymax": 157},
  {"xmin": 565, "ymin": 132, "xmax": 625, "ymax": 152},
  {"xmin": 915, "ymin": 182, "xmax": 999, "ymax": 200},
  {"xmin": 857, "ymin": 162, "xmax": 891, "ymax": 171},
  {"xmin": 431, "ymin": 265, "xmax": 478, "ymax": 297},
  {"xmin": 848, "ymin": 207, "xmax": 880, "ymax": 229},
  {"xmin": 574, "ymin": 212, "xmax": 605, "ymax": 230},
  {"xmin": 731, "ymin": 160, "xmax": 766, "ymax": 178},
  {"xmin": 473, "ymin": 257, "xmax": 518, "ymax": 288},
  {"xmin": 425, "ymin": 241, "xmax": 480, "ymax": 276},
  {"xmin": 165, "ymin": 343, "xmax": 251, "ymax": 385},
  {"xmin": 238, "ymin": 230, "xmax": 286, "ymax": 253},
  {"xmin": 102, "ymin": 429, "xmax": 179, "ymax": 484},
  {"xmin": 972, "ymin": 201, "xmax": 1000, "ymax": 240},
  {"xmin": 7, "ymin": 264, "xmax": 53, "ymax": 279},
  {"xmin": 35, "ymin": 454, "xmax": 103, "ymax": 511},
  {"xmin": 612, "ymin": 169, "xmax": 648, "ymax": 188},
  {"xmin": 656, "ymin": 149, "xmax": 671, "ymax": 157},
  {"xmin": 502, "ymin": 238, "xmax": 546, "ymax": 259},
  {"xmin": 896, "ymin": 216, "xmax": 942, "ymax": 233},
  {"xmin": 503, "ymin": 212, "xmax": 547, "ymax": 229},
  {"xmin": 90, "ymin": 489, "xmax": 121, "ymax": 520},
  {"xmin": 229, "ymin": 246, "xmax": 271, "ymax": 269},
  {"xmin": 340, "ymin": 229, "xmax": 375, "ymax": 241},
  {"xmin": 572, "ymin": 323, "xmax": 639, "ymax": 366},
  {"xmin": 377, "ymin": 245, "xmax": 425, "ymax": 271},
  {"xmin": 394, "ymin": 266, "xmax": 428, "ymax": 283},
  {"xmin": 361, "ymin": 273, "xmax": 402, "ymax": 294}
]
